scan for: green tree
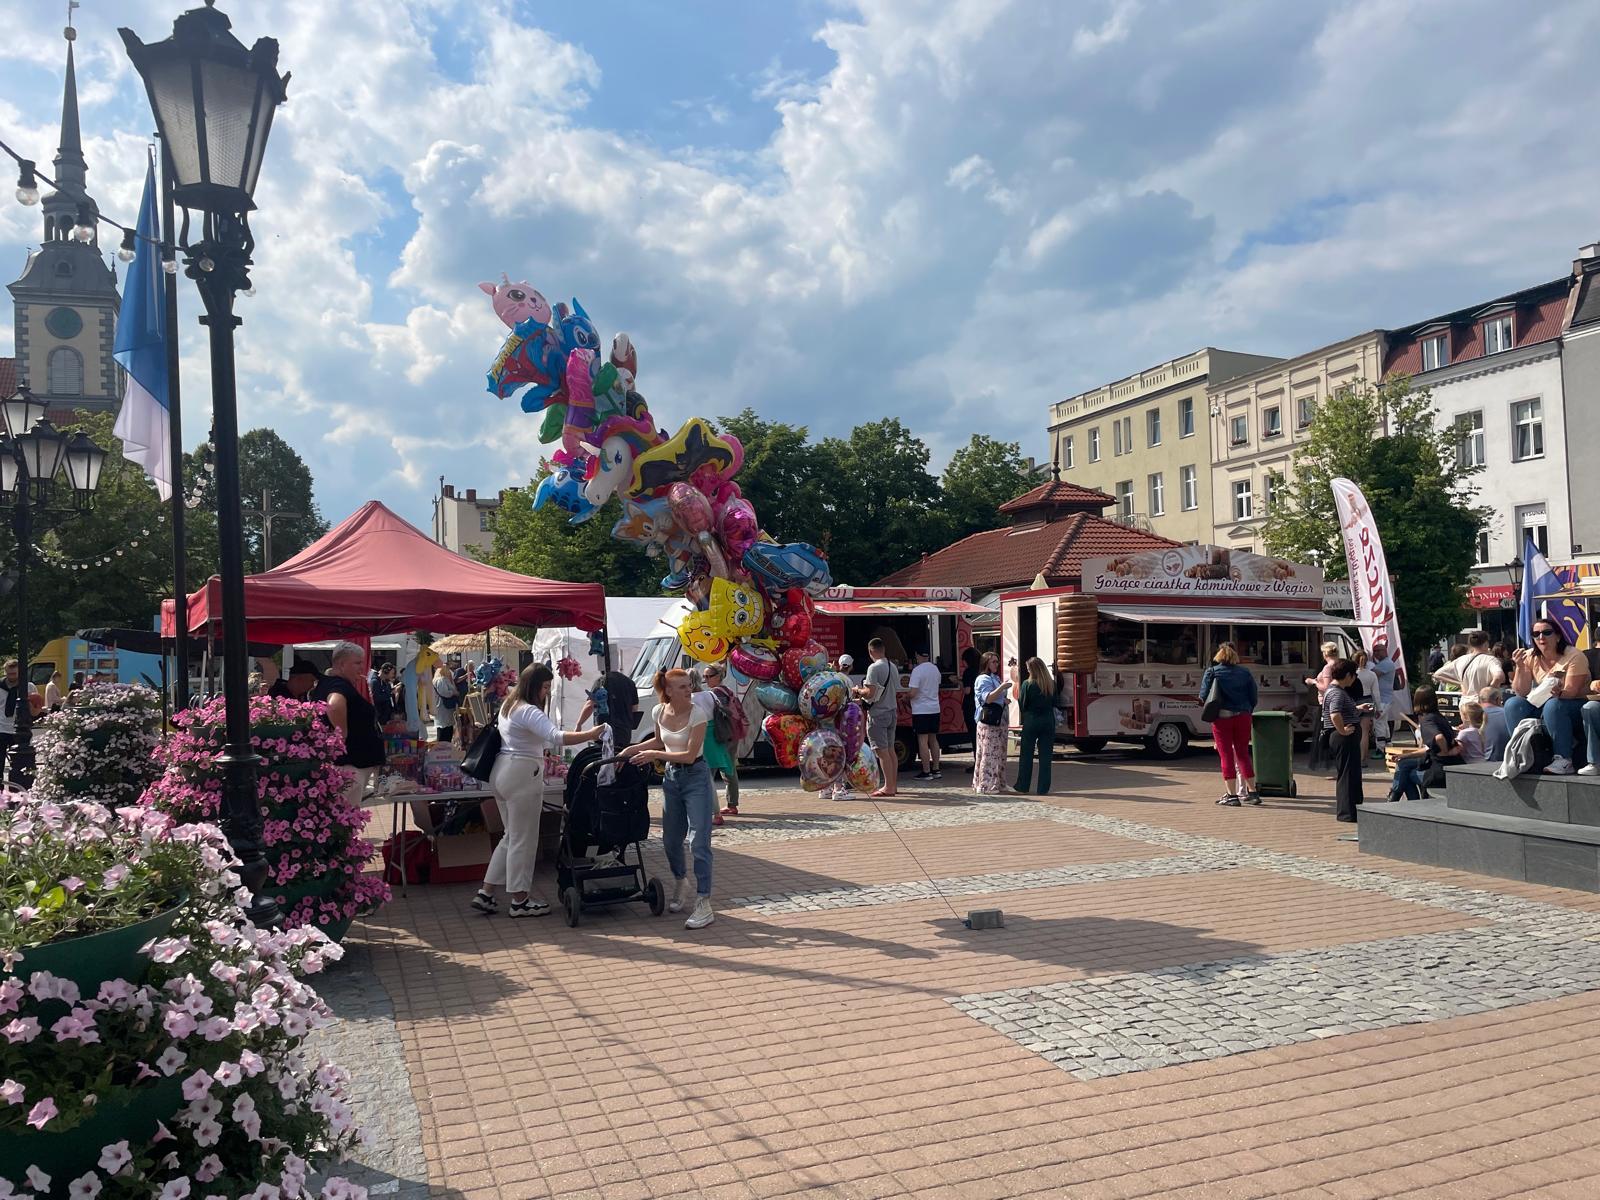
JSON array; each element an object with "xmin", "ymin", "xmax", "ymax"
[
  {"xmin": 1262, "ymin": 375, "xmax": 1487, "ymax": 674},
  {"xmin": 939, "ymin": 434, "xmax": 1045, "ymax": 543},
  {"xmin": 821, "ymin": 418, "xmax": 943, "ymax": 584},
  {"xmin": 232, "ymin": 429, "xmax": 329, "ymax": 571},
  {"xmin": 488, "ymin": 485, "xmax": 663, "ymax": 596},
  {"xmin": 716, "ymin": 409, "xmax": 837, "ymax": 550},
  {"xmin": 0, "ymin": 412, "xmax": 220, "ymax": 659}
]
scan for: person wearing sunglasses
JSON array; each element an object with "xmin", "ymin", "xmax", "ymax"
[{"xmin": 1504, "ymin": 621, "xmax": 1589, "ymax": 774}]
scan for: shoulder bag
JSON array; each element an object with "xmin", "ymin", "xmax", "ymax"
[
  {"xmin": 1200, "ymin": 672, "xmax": 1225, "ymax": 724},
  {"xmin": 978, "ymin": 679, "xmax": 1006, "ymax": 726},
  {"xmin": 461, "ymin": 720, "xmax": 503, "ymax": 782}
]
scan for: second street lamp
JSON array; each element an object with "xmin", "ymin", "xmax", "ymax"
[
  {"xmin": 122, "ymin": 0, "xmax": 289, "ymax": 926},
  {"xmin": 1, "ymin": 387, "xmax": 106, "ymax": 785}
]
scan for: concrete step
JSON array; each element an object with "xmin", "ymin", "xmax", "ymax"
[
  {"xmin": 1442, "ymin": 761, "xmax": 1600, "ymax": 826},
  {"xmin": 1359, "ymin": 797, "xmax": 1600, "ymax": 892}
]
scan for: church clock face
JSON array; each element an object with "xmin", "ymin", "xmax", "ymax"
[{"xmin": 45, "ymin": 306, "xmax": 83, "ymax": 339}]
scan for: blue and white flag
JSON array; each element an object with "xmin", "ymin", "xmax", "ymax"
[
  {"xmin": 112, "ymin": 155, "xmax": 172, "ymax": 499},
  {"xmin": 1520, "ymin": 535, "xmax": 1584, "ymax": 647}
]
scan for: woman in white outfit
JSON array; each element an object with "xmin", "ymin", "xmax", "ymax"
[{"xmin": 472, "ymin": 664, "xmax": 604, "ymax": 918}]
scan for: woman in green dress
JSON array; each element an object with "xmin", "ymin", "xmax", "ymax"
[{"xmin": 1014, "ymin": 656, "xmax": 1059, "ymax": 795}]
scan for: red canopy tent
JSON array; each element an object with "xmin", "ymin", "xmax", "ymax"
[{"xmin": 161, "ymin": 500, "xmax": 606, "ymax": 642}]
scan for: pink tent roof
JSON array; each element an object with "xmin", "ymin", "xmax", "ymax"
[{"xmin": 161, "ymin": 500, "xmax": 607, "ymax": 642}]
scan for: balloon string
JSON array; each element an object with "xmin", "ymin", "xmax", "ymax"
[{"xmin": 864, "ymin": 791, "xmax": 965, "ymax": 925}]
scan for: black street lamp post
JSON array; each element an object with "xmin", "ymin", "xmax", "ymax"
[
  {"xmin": 122, "ymin": 0, "xmax": 289, "ymax": 926},
  {"xmin": 1, "ymin": 386, "xmax": 107, "ymax": 786}
]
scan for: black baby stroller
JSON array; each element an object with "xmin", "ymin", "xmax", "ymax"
[{"xmin": 556, "ymin": 745, "xmax": 665, "ymax": 926}]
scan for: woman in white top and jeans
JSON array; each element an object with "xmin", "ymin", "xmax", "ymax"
[
  {"xmin": 473, "ymin": 664, "xmax": 604, "ymax": 918},
  {"xmin": 622, "ymin": 668, "xmax": 717, "ymax": 929}
]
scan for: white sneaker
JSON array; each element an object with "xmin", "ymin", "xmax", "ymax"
[
  {"xmin": 668, "ymin": 877, "xmax": 688, "ymax": 913},
  {"xmin": 684, "ymin": 897, "xmax": 715, "ymax": 930},
  {"xmin": 1579, "ymin": 764, "xmax": 1599, "ymax": 777},
  {"xmin": 1548, "ymin": 756, "xmax": 1576, "ymax": 776}
]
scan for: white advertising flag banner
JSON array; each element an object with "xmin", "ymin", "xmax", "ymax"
[{"xmin": 1331, "ymin": 477, "xmax": 1406, "ymax": 667}]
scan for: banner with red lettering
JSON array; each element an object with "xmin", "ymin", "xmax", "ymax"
[{"xmin": 1331, "ymin": 477, "xmax": 1406, "ymax": 669}]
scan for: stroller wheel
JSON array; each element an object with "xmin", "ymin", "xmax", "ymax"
[
  {"xmin": 562, "ymin": 886, "xmax": 582, "ymax": 927},
  {"xmin": 646, "ymin": 877, "xmax": 665, "ymax": 916}
]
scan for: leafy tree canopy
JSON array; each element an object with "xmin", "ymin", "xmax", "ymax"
[{"xmin": 1262, "ymin": 375, "xmax": 1487, "ymax": 674}]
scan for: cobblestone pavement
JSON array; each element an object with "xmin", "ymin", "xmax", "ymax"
[{"xmin": 340, "ymin": 750, "xmax": 1600, "ymax": 1197}]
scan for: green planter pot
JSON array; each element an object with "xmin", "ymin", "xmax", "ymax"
[
  {"xmin": 271, "ymin": 870, "xmax": 345, "ymax": 907},
  {"xmin": 316, "ymin": 913, "xmax": 355, "ymax": 944},
  {"xmin": 5, "ymin": 898, "xmax": 186, "ymax": 995},
  {"xmin": 0, "ymin": 1073, "xmax": 184, "ymax": 1179}
]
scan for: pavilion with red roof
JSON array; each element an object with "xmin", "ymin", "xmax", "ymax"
[{"xmin": 876, "ymin": 479, "xmax": 1180, "ymax": 601}]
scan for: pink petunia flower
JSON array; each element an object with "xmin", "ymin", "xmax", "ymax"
[
  {"xmin": 97, "ymin": 1140, "xmax": 132, "ymax": 1173},
  {"xmin": 26, "ymin": 1096, "xmax": 57, "ymax": 1128}
]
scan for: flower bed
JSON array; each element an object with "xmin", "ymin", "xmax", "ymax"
[
  {"xmin": 144, "ymin": 697, "xmax": 389, "ymax": 938},
  {"xmin": 31, "ymin": 683, "xmax": 163, "ymax": 810},
  {"xmin": 1, "ymin": 796, "xmax": 367, "ymax": 1196}
]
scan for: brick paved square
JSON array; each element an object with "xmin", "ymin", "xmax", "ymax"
[{"xmin": 314, "ymin": 754, "xmax": 1600, "ymax": 1197}]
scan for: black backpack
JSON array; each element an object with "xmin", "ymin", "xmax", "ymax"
[{"xmin": 1527, "ymin": 725, "xmax": 1555, "ymax": 775}]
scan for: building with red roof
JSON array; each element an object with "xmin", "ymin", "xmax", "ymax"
[{"xmin": 875, "ymin": 477, "xmax": 1180, "ymax": 600}]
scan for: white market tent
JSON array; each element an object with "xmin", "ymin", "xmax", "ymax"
[{"xmin": 533, "ymin": 597, "xmax": 692, "ymax": 730}]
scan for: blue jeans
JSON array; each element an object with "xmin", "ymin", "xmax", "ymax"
[
  {"xmin": 1584, "ymin": 702, "xmax": 1600, "ymax": 768},
  {"xmin": 661, "ymin": 760, "xmax": 714, "ymax": 896},
  {"xmin": 1503, "ymin": 695, "xmax": 1585, "ymax": 761},
  {"xmin": 1390, "ymin": 755, "xmax": 1427, "ymax": 801}
]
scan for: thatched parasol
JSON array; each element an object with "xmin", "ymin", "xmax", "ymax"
[{"xmin": 428, "ymin": 627, "xmax": 531, "ymax": 657}]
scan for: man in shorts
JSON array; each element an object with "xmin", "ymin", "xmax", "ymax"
[{"xmin": 856, "ymin": 638, "xmax": 900, "ymax": 798}]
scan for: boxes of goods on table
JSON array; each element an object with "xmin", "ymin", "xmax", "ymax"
[{"xmin": 376, "ymin": 740, "xmax": 506, "ymax": 886}]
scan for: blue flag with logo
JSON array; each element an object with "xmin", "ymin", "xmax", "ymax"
[
  {"xmin": 1520, "ymin": 535, "xmax": 1584, "ymax": 647},
  {"xmin": 111, "ymin": 155, "xmax": 172, "ymax": 499}
]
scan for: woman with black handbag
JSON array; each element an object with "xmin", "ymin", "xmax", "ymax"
[
  {"xmin": 1325, "ymin": 659, "xmax": 1371, "ymax": 822},
  {"xmin": 471, "ymin": 664, "xmax": 604, "ymax": 918},
  {"xmin": 972, "ymin": 652, "xmax": 1013, "ymax": 795},
  {"xmin": 1199, "ymin": 642, "xmax": 1259, "ymax": 806},
  {"xmin": 1386, "ymin": 686, "xmax": 1460, "ymax": 802}
]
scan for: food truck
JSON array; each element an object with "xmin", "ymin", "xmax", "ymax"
[
  {"xmin": 811, "ymin": 586, "xmax": 990, "ymax": 767},
  {"xmin": 1000, "ymin": 545, "xmax": 1362, "ymax": 759}
]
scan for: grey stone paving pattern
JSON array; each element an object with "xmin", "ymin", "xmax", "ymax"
[
  {"xmin": 305, "ymin": 942, "xmax": 433, "ymax": 1198},
  {"xmin": 951, "ymin": 920, "xmax": 1600, "ymax": 1079}
]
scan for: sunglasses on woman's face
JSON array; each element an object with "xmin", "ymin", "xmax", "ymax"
[{"xmin": 1534, "ymin": 630, "xmax": 1558, "ymax": 639}]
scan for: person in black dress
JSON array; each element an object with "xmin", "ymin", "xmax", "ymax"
[
  {"xmin": 960, "ymin": 647, "xmax": 980, "ymax": 769},
  {"xmin": 313, "ymin": 641, "xmax": 386, "ymax": 804}
]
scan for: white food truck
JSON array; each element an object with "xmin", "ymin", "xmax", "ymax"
[{"xmin": 1000, "ymin": 545, "xmax": 1365, "ymax": 759}]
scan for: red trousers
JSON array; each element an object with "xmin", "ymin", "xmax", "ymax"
[{"xmin": 1211, "ymin": 713, "xmax": 1255, "ymax": 783}]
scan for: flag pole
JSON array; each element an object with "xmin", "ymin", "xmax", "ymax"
[{"xmin": 161, "ymin": 137, "xmax": 190, "ymax": 712}]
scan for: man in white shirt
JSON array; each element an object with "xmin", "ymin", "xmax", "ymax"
[
  {"xmin": 855, "ymin": 638, "xmax": 899, "ymax": 798},
  {"xmin": 908, "ymin": 648, "xmax": 943, "ymax": 780},
  {"xmin": 1432, "ymin": 631, "xmax": 1505, "ymax": 697}
]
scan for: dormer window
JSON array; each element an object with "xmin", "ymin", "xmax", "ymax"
[
  {"xmin": 1484, "ymin": 315, "xmax": 1514, "ymax": 354},
  {"xmin": 1421, "ymin": 333, "xmax": 1449, "ymax": 371}
]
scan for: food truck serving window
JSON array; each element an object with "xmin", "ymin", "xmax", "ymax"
[
  {"xmin": 1098, "ymin": 615, "xmax": 1145, "ymax": 664},
  {"xmin": 1270, "ymin": 626, "xmax": 1311, "ymax": 666},
  {"xmin": 1147, "ymin": 623, "xmax": 1200, "ymax": 665},
  {"xmin": 1228, "ymin": 625, "xmax": 1270, "ymax": 665}
]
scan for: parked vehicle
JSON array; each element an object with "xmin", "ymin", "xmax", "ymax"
[{"xmin": 1000, "ymin": 545, "xmax": 1364, "ymax": 760}]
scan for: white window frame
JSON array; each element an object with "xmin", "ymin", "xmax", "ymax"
[
  {"xmin": 1113, "ymin": 421, "xmax": 1123, "ymax": 456},
  {"xmin": 1484, "ymin": 315, "xmax": 1514, "ymax": 355},
  {"xmin": 1511, "ymin": 398, "xmax": 1543, "ymax": 462},
  {"xmin": 1148, "ymin": 472, "xmax": 1165, "ymax": 516},
  {"xmin": 1180, "ymin": 465, "xmax": 1198, "ymax": 511},
  {"xmin": 1421, "ymin": 333, "xmax": 1449, "ymax": 372},
  {"xmin": 1089, "ymin": 427, "xmax": 1101, "ymax": 462},
  {"xmin": 1116, "ymin": 480, "xmax": 1134, "ymax": 518},
  {"xmin": 1515, "ymin": 503, "xmax": 1549, "ymax": 557},
  {"xmin": 1456, "ymin": 410, "xmax": 1485, "ymax": 470},
  {"xmin": 1147, "ymin": 408, "xmax": 1162, "ymax": 447},
  {"xmin": 1178, "ymin": 397, "xmax": 1195, "ymax": 438},
  {"xmin": 1063, "ymin": 435, "xmax": 1074, "ymax": 470},
  {"xmin": 1296, "ymin": 395, "xmax": 1315, "ymax": 428},
  {"xmin": 1230, "ymin": 414, "xmax": 1248, "ymax": 447},
  {"xmin": 1263, "ymin": 406, "xmax": 1282, "ymax": 438},
  {"xmin": 1232, "ymin": 479, "xmax": 1253, "ymax": 521},
  {"xmin": 1474, "ymin": 529, "xmax": 1491, "ymax": 566}
]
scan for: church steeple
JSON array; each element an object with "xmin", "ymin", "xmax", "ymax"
[
  {"xmin": 7, "ymin": 5, "xmax": 124, "ymax": 420},
  {"xmin": 42, "ymin": 19, "xmax": 96, "ymax": 247}
]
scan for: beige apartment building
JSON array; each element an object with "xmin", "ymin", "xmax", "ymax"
[
  {"xmin": 1208, "ymin": 331, "xmax": 1386, "ymax": 550},
  {"xmin": 1049, "ymin": 348, "xmax": 1280, "ymax": 543}
]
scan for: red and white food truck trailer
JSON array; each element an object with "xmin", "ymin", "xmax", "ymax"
[
  {"xmin": 1000, "ymin": 545, "xmax": 1362, "ymax": 759},
  {"xmin": 813, "ymin": 586, "xmax": 991, "ymax": 768}
]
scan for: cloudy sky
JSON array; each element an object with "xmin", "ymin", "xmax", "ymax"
[{"xmin": 2, "ymin": 0, "xmax": 1597, "ymax": 532}]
